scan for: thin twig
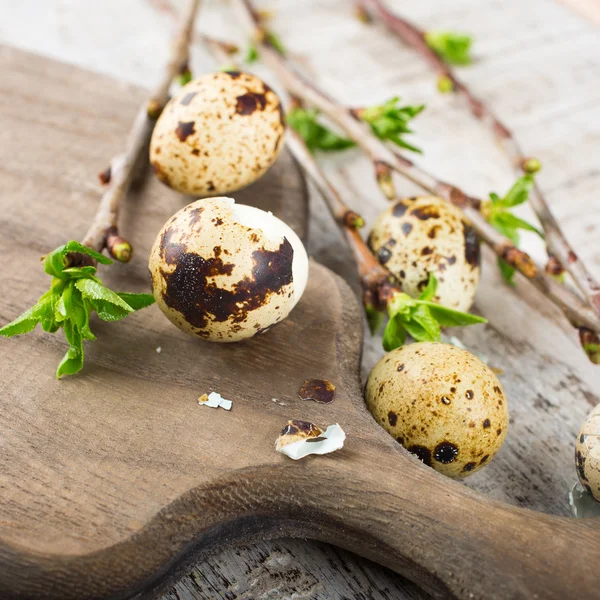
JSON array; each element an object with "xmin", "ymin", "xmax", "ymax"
[
  {"xmin": 79, "ymin": 0, "xmax": 201, "ymax": 262},
  {"xmin": 358, "ymin": 0, "xmax": 600, "ymax": 317},
  {"xmin": 231, "ymin": 0, "xmax": 600, "ymax": 345}
]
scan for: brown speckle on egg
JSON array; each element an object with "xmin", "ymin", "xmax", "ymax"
[{"xmin": 365, "ymin": 342, "xmax": 508, "ymax": 478}]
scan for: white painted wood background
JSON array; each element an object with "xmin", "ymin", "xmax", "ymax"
[{"xmin": 1, "ymin": 0, "xmax": 599, "ymax": 598}]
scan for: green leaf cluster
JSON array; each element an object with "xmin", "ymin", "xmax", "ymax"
[
  {"xmin": 359, "ymin": 97, "xmax": 425, "ymax": 153},
  {"xmin": 380, "ymin": 273, "xmax": 487, "ymax": 351},
  {"xmin": 424, "ymin": 31, "xmax": 473, "ymax": 65},
  {"xmin": 486, "ymin": 175, "xmax": 544, "ymax": 285},
  {"xmin": 286, "ymin": 107, "xmax": 355, "ymax": 152},
  {"xmin": 0, "ymin": 241, "xmax": 155, "ymax": 378},
  {"xmin": 287, "ymin": 97, "xmax": 424, "ymax": 154}
]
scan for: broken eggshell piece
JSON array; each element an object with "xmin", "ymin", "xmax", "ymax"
[
  {"xmin": 298, "ymin": 378, "xmax": 336, "ymax": 404},
  {"xmin": 149, "ymin": 197, "xmax": 309, "ymax": 342},
  {"xmin": 276, "ymin": 421, "xmax": 346, "ymax": 460},
  {"xmin": 198, "ymin": 392, "xmax": 232, "ymax": 410}
]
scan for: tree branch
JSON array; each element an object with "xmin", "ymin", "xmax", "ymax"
[
  {"xmin": 357, "ymin": 0, "xmax": 600, "ymax": 317},
  {"xmin": 79, "ymin": 0, "xmax": 201, "ymax": 262}
]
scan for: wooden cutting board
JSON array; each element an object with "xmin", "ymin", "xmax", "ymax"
[{"xmin": 0, "ymin": 46, "xmax": 599, "ymax": 600}]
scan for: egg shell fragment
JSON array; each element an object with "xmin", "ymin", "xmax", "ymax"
[
  {"xmin": 575, "ymin": 403, "xmax": 600, "ymax": 502},
  {"xmin": 150, "ymin": 71, "xmax": 285, "ymax": 196},
  {"xmin": 149, "ymin": 197, "xmax": 308, "ymax": 342},
  {"xmin": 368, "ymin": 196, "xmax": 481, "ymax": 312},
  {"xmin": 365, "ymin": 342, "xmax": 508, "ymax": 478}
]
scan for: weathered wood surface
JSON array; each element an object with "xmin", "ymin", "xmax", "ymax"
[{"xmin": 0, "ymin": 0, "xmax": 599, "ymax": 598}]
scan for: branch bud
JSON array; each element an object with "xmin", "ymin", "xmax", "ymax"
[
  {"xmin": 98, "ymin": 165, "xmax": 111, "ymax": 185},
  {"xmin": 500, "ymin": 245, "xmax": 537, "ymax": 278},
  {"xmin": 147, "ymin": 99, "xmax": 164, "ymax": 120},
  {"xmin": 355, "ymin": 5, "xmax": 372, "ymax": 23},
  {"xmin": 545, "ymin": 255, "xmax": 565, "ymax": 282},
  {"xmin": 375, "ymin": 161, "xmax": 396, "ymax": 200},
  {"xmin": 437, "ymin": 75, "xmax": 454, "ymax": 94},
  {"xmin": 106, "ymin": 228, "xmax": 133, "ymax": 263},
  {"xmin": 579, "ymin": 327, "xmax": 600, "ymax": 365},
  {"xmin": 343, "ymin": 210, "xmax": 365, "ymax": 230},
  {"xmin": 521, "ymin": 157, "xmax": 542, "ymax": 174},
  {"xmin": 177, "ymin": 68, "xmax": 193, "ymax": 86}
]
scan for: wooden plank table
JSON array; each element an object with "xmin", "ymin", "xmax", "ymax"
[{"xmin": 1, "ymin": 0, "xmax": 599, "ymax": 597}]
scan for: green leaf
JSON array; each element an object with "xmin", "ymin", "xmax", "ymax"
[
  {"xmin": 408, "ymin": 304, "xmax": 441, "ymax": 341},
  {"xmin": 245, "ymin": 43, "xmax": 259, "ymax": 63},
  {"xmin": 62, "ymin": 266, "xmax": 98, "ymax": 279},
  {"xmin": 359, "ymin": 97, "xmax": 425, "ymax": 154},
  {"xmin": 265, "ymin": 31, "xmax": 286, "ymax": 56},
  {"xmin": 365, "ymin": 304, "xmax": 385, "ymax": 335},
  {"xmin": 497, "ymin": 258, "xmax": 517, "ymax": 286},
  {"xmin": 494, "ymin": 174, "xmax": 533, "ymax": 208},
  {"xmin": 0, "ymin": 292, "xmax": 57, "ymax": 337},
  {"xmin": 287, "ymin": 107, "xmax": 355, "ymax": 153},
  {"xmin": 418, "ymin": 272, "xmax": 438, "ymax": 301},
  {"xmin": 404, "ymin": 304, "xmax": 442, "ymax": 342},
  {"xmin": 75, "ymin": 279, "xmax": 134, "ymax": 311},
  {"xmin": 43, "ymin": 241, "xmax": 111, "ymax": 278},
  {"xmin": 488, "ymin": 213, "xmax": 520, "ymax": 246},
  {"xmin": 383, "ymin": 314, "xmax": 407, "ymax": 351},
  {"xmin": 56, "ymin": 320, "xmax": 84, "ymax": 379},
  {"xmin": 116, "ymin": 293, "xmax": 155, "ymax": 311},
  {"xmin": 425, "ymin": 31, "xmax": 473, "ymax": 65},
  {"xmin": 419, "ymin": 301, "xmax": 488, "ymax": 327},
  {"xmin": 492, "ymin": 211, "xmax": 543, "ymax": 239}
]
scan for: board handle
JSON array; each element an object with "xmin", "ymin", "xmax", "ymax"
[{"xmin": 285, "ymin": 444, "xmax": 600, "ymax": 600}]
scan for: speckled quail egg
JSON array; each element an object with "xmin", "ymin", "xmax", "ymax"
[
  {"xmin": 575, "ymin": 403, "xmax": 600, "ymax": 502},
  {"xmin": 368, "ymin": 196, "xmax": 480, "ymax": 312},
  {"xmin": 149, "ymin": 71, "xmax": 285, "ymax": 196},
  {"xmin": 366, "ymin": 342, "xmax": 508, "ymax": 478},
  {"xmin": 149, "ymin": 197, "xmax": 309, "ymax": 342}
]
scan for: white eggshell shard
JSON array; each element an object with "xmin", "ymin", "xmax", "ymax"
[
  {"xmin": 198, "ymin": 392, "xmax": 233, "ymax": 410},
  {"xmin": 369, "ymin": 196, "xmax": 481, "ymax": 312},
  {"xmin": 276, "ymin": 424, "xmax": 346, "ymax": 460},
  {"xmin": 575, "ymin": 403, "xmax": 600, "ymax": 501},
  {"xmin": 149, "ymin": 197, "xmax": 309, "ymax": 342},
  {"xmin": 149, "ymin": 71, "xmax": 285, "ymax": 196}
]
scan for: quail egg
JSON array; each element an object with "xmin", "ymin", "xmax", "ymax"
[
  {"xmin": 369, "ymin": 196, "xmax": 480, "ymax": 312},
  {"xmin": 149, "ymin": 197, "xmax": 308, "ymax": 341},
  {"xmin": 150, "ymin": 71, "xmax": 285, "ymax": 196},
  {"xmin": 575, "ymin": 403, "xmax": 600, "ymax": 502},
  {"xmin": 366, "ymin": 342, "xmax": 508, "ymax": 478}
]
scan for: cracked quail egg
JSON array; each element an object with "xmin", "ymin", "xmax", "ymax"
[
  {"xmin": 369, "ymin": 196, "xmax": 480, "ymax": 312},
  {"xmin": 149, "ymin": 197, "xmax": 309, "ymax": 342},
  {"xmin": 150, "ymin": 71, "xmax": 285, "ymax": 196},
  {"xmin": 575, "ymin": 403, "xmax": 600, "ymax": 502},
  {"xmin": 366, "ymin": 342, "xmax": 508, "ymax": 478}
]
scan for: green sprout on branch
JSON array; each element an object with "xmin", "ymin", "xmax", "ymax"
[
  {"xmin": 245, "ymin": 42, "xmax": 259, "ymax": 64},
  {"xmin": 0, "ymin": 241, "xmax": 155, "ymax": 378},
  {"xmin": 484, "ymin": 171, "xmax": 544, "ymax": 285},
  {"xmin": 287, "ymin": 97, "xmax": 425, "ymax": 154},
  {"xmin": 378, "ymin": 273, "xmax": 487, "ymax": 351},
  {"xmin": 424, "ymin": 31, "xmax": 474, "ymax": 65}
]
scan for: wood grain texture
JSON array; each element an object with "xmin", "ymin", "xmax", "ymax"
[{"xmin": 0, "ymin": 0, "xmax": 599, "ymax": 598}]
